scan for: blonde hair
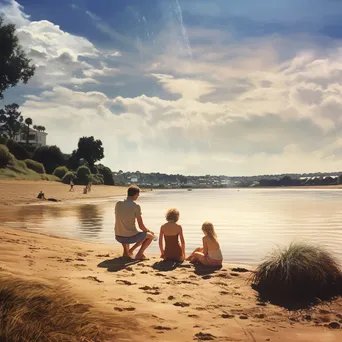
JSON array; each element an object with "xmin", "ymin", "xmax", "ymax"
[
  {"xmin": 165, "ymin": 208, "xmax": 179, "ymax": 222},
  {"xmin": 202, "ymin": 221, "xmax": 217, "ymax": 240}
]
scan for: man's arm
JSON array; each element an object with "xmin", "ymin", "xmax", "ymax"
[{"xmin": 136, "ymin": 216, "xmax": 149, "ymax": 232}]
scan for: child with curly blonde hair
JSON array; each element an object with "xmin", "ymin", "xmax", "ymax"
[
  {"xmin": 187, "ymin": 221, "xmax": 223, "ymax": 266},
  {"xmin": 159, "ymin": 208, "xmax": 185, "ymax": 262}
]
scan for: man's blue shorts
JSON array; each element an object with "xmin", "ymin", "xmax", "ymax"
[{"xmin": 115, "ymin": 232, "xmax": 147, "ymax": 244}]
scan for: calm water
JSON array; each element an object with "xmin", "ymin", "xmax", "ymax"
[{"xmin": 1, "ymin": 188, "xmax": 342, "ymax": 265}]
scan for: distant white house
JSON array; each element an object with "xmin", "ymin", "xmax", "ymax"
[{"xmin": 13, "ymin": 127, "xmax": 48, "ymax": 147}]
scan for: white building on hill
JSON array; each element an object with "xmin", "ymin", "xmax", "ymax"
[{"xmin": 13, "ymin": 127, "xmax": 48, "ymax": 147}]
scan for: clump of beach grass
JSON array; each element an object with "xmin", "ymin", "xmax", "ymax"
[
  {"xmin": 250, "ymin": 242, "xmax": 342, "ymax": 306},
  {"xmin": 0, "ymin": 275, "xmax": 120, "ymax": 342}
]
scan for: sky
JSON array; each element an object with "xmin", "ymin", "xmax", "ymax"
[{"xmin": 1, "ymin": 0, "xmax": 342, "ymax": 176}]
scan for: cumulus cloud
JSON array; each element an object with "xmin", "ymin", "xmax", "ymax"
[{"xmin": 2, "ymin": 0, "xmax": 342, "ymax": 175}]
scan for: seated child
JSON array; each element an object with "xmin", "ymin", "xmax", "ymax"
[
  {"xmin": 187, "ymin": 221, "xmax": 223, "ymax": 266},
  {"xmin": 159, "ymin": 208, "xmax": 185, "ymax": 262}
]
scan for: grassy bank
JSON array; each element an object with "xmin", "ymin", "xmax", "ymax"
[{"xmin": 0, "ymin": 144, "xmax": 59, "ymax": 181}]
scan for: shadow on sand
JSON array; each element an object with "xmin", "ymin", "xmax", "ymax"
[
  {"xmin": 97, "ymin": 257, "xmax": 141, "ymax": 272},
  {"xmin": 152, "ymin": 260, "xmax": 192, "ymax": 272},
  {"xmin": 194, "ymin": 263, "xmax": 222, "ymax": 276}
]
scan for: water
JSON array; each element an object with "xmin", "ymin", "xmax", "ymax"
[{"xmin": 1, "ymin": 188, "xmax": 342, "ymax": 266}]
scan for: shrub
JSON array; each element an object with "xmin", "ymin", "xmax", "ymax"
[
  {"xmin": 250, "ymin": 242, "xmax": 342, "ymax": 306},
  {"xmin": 33, "ymin": 145, "xmax": 65, "ymax": 174},
  {"xmin": 53, "ymin": 166, "xmax": 69, "ymax": 179},
  {"xmin": 0, "ymin": 144, "xmax": 10, "ymax": 168},
  {"xmin": 62, "ymin": 171, "xmax": 76, "ymax": 184},
  {"xmin": 6, "ymin": 139, "xmax": 30, "ymax": 160},
  {"xmin": 76, "ymin": 165, "xmax": 91, "ymax": 185},
  {"xmin": 24, "ymin": 159, "xmax": 45, "ymax": 174},
  {"xmin": 97, "ymin": 164, "xmax": 114, "ymax": 185}
]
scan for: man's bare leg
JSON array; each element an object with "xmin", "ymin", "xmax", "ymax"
[
  {"xmin": 135, "ymin": 233, "xmax": 153, "ymax": 259},
  {"xmin": 122, "ymin": 244, "xmax": 133, "ymax": 258},
  {"xmin": 129, "ymin": 241, "xmax": 143, "ymax": 255}
]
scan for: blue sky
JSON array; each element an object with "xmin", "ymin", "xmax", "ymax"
[{"xmin": 1, "ymin": 0, "xmax": 342, "ymax": 175}]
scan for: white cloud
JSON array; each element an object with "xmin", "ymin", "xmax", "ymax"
[
  {"xmin": 0, "ymin": 0, "xmax": 30, "ymax": 27},
  {"xmin": 152, "ymin": 73, "xmax": 214, "ymax": 100},
  {"xmin": 83, "ymin": 67, "xmax": 119, "ymax": 78},
  {"xmin": 3, "ymin": 1, "xmax": 342, "ymax": 175}
]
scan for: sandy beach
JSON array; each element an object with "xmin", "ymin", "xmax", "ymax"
[
  {"xmin": 1, "ymin": 181, "xmax": 342, "ymax": 341},
  {"xmin": 0, "ymin": 180, "xmax": 127, "ymax": 206}
]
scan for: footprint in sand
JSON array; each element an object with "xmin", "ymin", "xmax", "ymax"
[
  {"xmin": 95, "ymin": 254, "xmax": 110, "ymax": 258},
  {"xmin": 174, "ymin": 302, "xmax": 190, "ymax": 307},
  {"xmin": 83, "ymin": 276, "xmax": 104, "ymax": 283},
  {"xmin": 168, "ymin": 296, "xmax": 175, "ymax": 300},
  {"xmin": 183, "ymin": 294, "xmax": 192, "ymax": 298},
  {"xmin": 75, "ymin": 258, "xmax": 85, "ymax": 262},
  {"xmin": 147, "ymin": 297, "xmax": 156, "ymax": 302},
  {"xmin": 155, "ymin": 273, "xmax": 166, "ymax": 277},
  {"xmin": 77, "ymin": 252, "xmax": 89, "ymax": 257},
  {"xmin": 117, "ymin": 280, "xmax": 136, "ymax": 286},
  {"xmin": 139, "ymin": 286, "xmax": 160, "ymax": 295},
  {"xmin": 195, "ymin": 332, "xmax": 216, "ymax": 341},
  {"xmin": 220, "ymin": 291, "xmax": 229, "ymax": 295},
  {"xmin": 65, "ymin": 258, "xmax": 74, "ymax": 262},
  {"xmin": 216, "ymin": 273, "xmax": 232, "ymax": 279},
  {"xmin": 188, "ymin": 314, "xmax": 199, "ymax": 318},
  {"xmin": 231, "ymin": 267, "xmax": 250, "ymax": 273},
  {"xmin": 152, "ymin": 325, "xmax": 173, "ymax": 331},
  {"xmin": 114, "ymin": 307, "xmax": 136, "ymax": 312},
  {"xmin": 222, "ymin": 314, "xmax": 235, "ymax": 319},
  {"xmin": 202, "ymin": 275, "xmax": 212, "ymax": 280},
  {"xmin": 140, "ymin": 271, "xmax": 148, "ymax": 274}
]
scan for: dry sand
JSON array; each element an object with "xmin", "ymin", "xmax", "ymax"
[
  {"xmin": 1, "ymin": 226, "xmax": 342, "ymax": 341},
  {"xmin": 1, "ymin": 181, "xmax": 342, "ymax": 341}
]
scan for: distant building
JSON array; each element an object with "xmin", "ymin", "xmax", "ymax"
[{"xmin": 13, "ymin": 127, "xmax": 48, "ymax": 147}]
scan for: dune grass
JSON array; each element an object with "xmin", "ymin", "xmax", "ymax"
[
  {"xmin": 0, "ymin": 275, "xmax": 119, "ymax": 342},
  {"xmin": 250, "ymin": 242, "xmax": 342, "ymax": 307}
]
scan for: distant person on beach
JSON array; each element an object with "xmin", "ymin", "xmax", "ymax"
[
  {"xmin": 87, "ymin": 182, "xmax": 92, "ymax": 193},
  {"xmin": 69, "ymin": 179, "xmax": 74, "ymax": 192},
  {"xmin": 186, "ymin": 222, "xmax": 223, "ymax": 266},
  {"xmin": 83, "ymin": 186, "xmax": 88, "ymax": 194},
  {"xmin": 159, "ymin": 208, "xmax": 185, "ymax": 262},
  {"xmin": 37, "ymin": 191, "xmax": 46, "ymax": 200},
  {"xmin": 114, "ymin": 185, "xmax": 154, "ymax": 260}
]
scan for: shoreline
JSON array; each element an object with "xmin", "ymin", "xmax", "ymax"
[{"xmin": 1, "ymin": 225, "xmax": 342, "ymax": 341}]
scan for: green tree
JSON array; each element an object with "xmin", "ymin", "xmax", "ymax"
[
  {"xmin": 0, "ymin": 17, "xmax": 35, "ymax": 99},
  {"xmin": 33, "ymin": 145, "xmax": 65, "ymax": 174},
  {"xmin": 0, "ymin": 103, "xmax": 23, "ymax": 139},
  {"xmin": 97, "ymin": 164, "xmax": 115, "ymax": 185},
  {"xmin": 76, "ymin": 136, "xmax": 104, "ymax": 171},
  {"xmin": 25, "ymin": 117, "xmax": 32, "ymax": 145}
]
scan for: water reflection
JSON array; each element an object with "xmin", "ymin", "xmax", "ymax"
[
  {"xmin": 76, "ymin": 204, "xmax": 104, "ymax": 238},
  {"xmin": 1, "ymin": 189, "xmax": 342, "ymax": 265}
]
